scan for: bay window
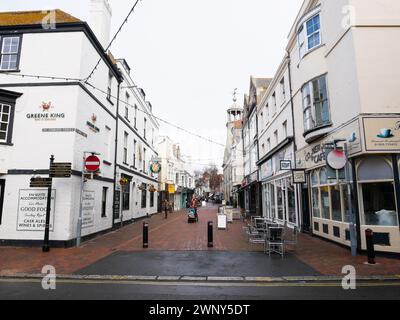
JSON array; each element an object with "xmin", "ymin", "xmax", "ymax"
[{"xmin": 302, "ymin": 75, "xmax": 330, "ymax": 132}]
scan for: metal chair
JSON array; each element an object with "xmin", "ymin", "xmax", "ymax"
[{"xmin": 265, "ymin": 226, "xmax": 285, "ymax": 257}]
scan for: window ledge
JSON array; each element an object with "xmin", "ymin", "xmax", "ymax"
[
  {"xmin": 0, "ymin": 69, "xmax": 21, "ymax": 73},
  {"xmin": 106, "ymin": 97, "xmax": 114, "ymax": 106},
  {"xmin": 298, "ymin": 44, "xmax": 326, "ymax": 68},
  {"xmin": 303, "ymin": 123, "xmax": 333, "ymax": 143},
  {"xmin": 0, "ymin": 142, "xmax": 13, "ymax": 146},
  {"xmin": 103, "ymin": 160, "xmax": 112, "ymax": 166}
]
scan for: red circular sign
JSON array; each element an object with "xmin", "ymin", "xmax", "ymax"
[
  {"xmin": 85, "ymin": 155, "xmax": 100, "ymax": 172},
  {"xmin": 327, "ymin": 150, "xmax": 347, "ymax": 170}
]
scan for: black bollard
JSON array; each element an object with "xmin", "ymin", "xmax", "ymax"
[
  {"xmin": 365, "ymin": 229, "xmax": 376, "ymax": 265},
  {"xmin": 143, "ymin": 222, "xmax": 149, "ymax": 249},
  {"xmin": 208, "ymin": 221, "xmax": 213, "ymax": 248}
]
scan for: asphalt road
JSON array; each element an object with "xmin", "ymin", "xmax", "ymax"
[
  {"xmin": 1, "ymin": 278, "xmax": 400, "ymax": 300},
  {"xmin": 76, "ymin": 251, "xmax": 319, "ymax": 277}
]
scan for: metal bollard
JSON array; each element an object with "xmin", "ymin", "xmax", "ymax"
[
  {"xmin": 208, "ymin": 221, "xmax": 213, "ymax": 248},
  {"xmin": 143, "ymin": 222, "xmax": 149, "ymax": 249},
  {"xmin": 365, "ymin": 229, "xmax": 376, "ymax": 265}
]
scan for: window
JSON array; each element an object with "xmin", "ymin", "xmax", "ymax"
[
  {"xmin": 101, "ymin": 187, "xmax": 108, "ymax": 217},
  {"xmin": 107, "ymin": 72, "xmax": 113, "ymax": 101},
  {"xmin": 283, "ymin": 121, "xmax": 287, "ymax": 138},
  {"xmin": 0, "ymin": 89, "xmax": 21, "ymax": 144},
  {"xmin": 0, "ymin": 36, "xmax": 21, "ymax": 71},
  {"xmin": 272, "ymin": 93, "xmax": 277, "ymax": 114},
  {"xmin": 133, "ymin": 140, "xmax": 137, "ymax": 168},
  {"xmin": 265, "ymin": 104, "xmax": 269, "ymax": 125},
  {"xmin": 287, "ymin": 178, "xmax": 296, "ymax": 224},
  {"xmin": 122, "ymin": 176, "xmax": 130, "ymax": 211},
  {"xmin": 125, "ymin": 93, "xmax": 130, "ymax": 119},
  {"xmin": 276, "ymin": 180, "xmax": 285, "ymax": 221},
  {"xmin": 280, "ymin": 78, "xmax": 286, "ymax": 100},
  {"xmin": 267, "ymin": 138, "xmax": 271, "ymax": 151},
  {"xmin": 143, "ymin": 148, "xmax": 146, "ymax": 172},
  {"xmin": 134, "ymin": 105, "xmax": 138, "ymax": 128},
  {"xmin": 141, "ymin": 184, "xmax": 147, "ymax": 208},
  {"xmin": 104, "ymin": 126, "xmax": 112, "ymax": 162},
  {"xmin": 298, "ymin": 14, "xmax": 321, "ymax": 59},
  {"xmin": 302, "ymin": 75, "xmax": 330, "ymax": 132},
  {"xmin": 144, "ymin": 118, "xmax": 147, "ymax": 139},
  {"xmin": 123, "ymin": 132, "xmax": 128, "ymax": 164},
  {"xmin": 274, "ymin": 130, "xmax": 278, "ymax": 145},
  {"xmin": 150, "ymin": 191, "xmax": 154, "ymax": 207},
  {"xmin": 0, "ymin": 103, "xmax": 11, "ymax": 143}
]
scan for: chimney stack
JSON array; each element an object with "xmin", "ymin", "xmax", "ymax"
[{"xmin": 89, "ymin": 0, "xmax": 112, "ymax": 50}]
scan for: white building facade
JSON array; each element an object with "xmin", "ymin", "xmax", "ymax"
[{"xmin": 0, "ymin": 2, "xmax": 159, "ymax": 247}]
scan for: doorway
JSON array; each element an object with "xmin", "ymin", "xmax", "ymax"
[{"xmin": 0, "ymin": 179, "xmax": 5, "ymax": 225}]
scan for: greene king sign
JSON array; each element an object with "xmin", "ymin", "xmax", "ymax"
[{"xmin": 26, "ymin": 102, "xmax": 65, "ymax": 121}]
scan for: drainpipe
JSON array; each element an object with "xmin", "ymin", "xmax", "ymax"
[
  {"xmin": 112, "ymin": 81, "xmax": 121, "ymax": 229},
  {"xmin": 286, "ymin": 50, "xmax": 301, "ymax": 230}
]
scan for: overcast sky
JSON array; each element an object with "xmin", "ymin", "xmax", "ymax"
[{"xmin": 0, "ymin": 0, "xmax": 303, "ymax": 170}]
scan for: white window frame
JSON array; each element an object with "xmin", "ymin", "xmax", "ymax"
[
  {"xmin": 0, "ymin": 103, "xmax": 11, "ymax": 143},
  {"xmin": 0, "ymin": 36, "xmax": 21, "ymax": 71},
  {"xmin": 297, "ymin": 12, "xmax": 322, "ymax": 60}
]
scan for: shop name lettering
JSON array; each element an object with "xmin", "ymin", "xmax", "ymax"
[
  {"xmin": 304, "ymin": 144, "xmax": 325, "ymax": 164},
  {"xmin": 26, "ymin": 113, "xmax": 65, "ymax": 120}
]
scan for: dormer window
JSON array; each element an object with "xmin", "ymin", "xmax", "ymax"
[{"xmin": 0, "ymin": 36, "xmax": 21, "ymax": 71}]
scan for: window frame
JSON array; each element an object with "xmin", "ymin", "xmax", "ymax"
[
  {"xmin": 0, "ymin": 89, "xmax": 22, "ymax": 145},
  {"xmin": 302, "ymin": 74, "xmax": 331, "ymax": 133},
  {"xmin": 101, "ymin": 187, "xmax": 108, "ymax": 218},
  {"xmin": 297, "ymin": 12, "xmax": 322, "ymax": 60},
  {"xmin": 0, "ymin": 35, "xmax": 22, "ymax": 72}
]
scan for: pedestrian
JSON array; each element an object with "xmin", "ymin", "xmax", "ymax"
[
  {"xmin": 164, "ymin": 199, "xmax": 169, "ymax": 219},
  {"xmin": 191, "ymin": 195, "xmax": 199, "ymax": 221}
]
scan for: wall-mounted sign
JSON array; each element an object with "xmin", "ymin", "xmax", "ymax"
[
  {"xmin": 42, "ymin": 128, "xmax": 87, "ymax": 138},
  {"xmin": 292, "ymin": 170, "xmax": 306, "ymax": 184},
  {"xmin": 150, "ymin": 161, "xmax": 161, "ymax": 174},
  {"xmin": 296, "ymin": 119, "xmax": 362, "ymax": 169},
  {"xmin": 363, "ymin": 117, "xmax": 400, "ymax": 152},
  {"xmin": 168, "ymin": 184, "xmax": 175, "ymax": 194},
  {"xmin": 85, "ymin": 155, "xmax": 101, "ymax": 172},
  {"xmin": 87, "ymin": 114, "xmax": 100, "ymax": 133},
  {"xmin": 17, "ymin": 189, "xmax": 56, "ymax": 231},
  {"xmin": 26, "ymin": 102, "xmax": 65, "ymax": 121},
  {"xmin": 326, "ymin": 149, "xmax": 347, "ymax": 170},
  {"xmin": 81, "ymin": 191, "xmax": 95, "ymax": 229},
  {"xmin": 280, "ymin": 160, "xmax": 292, "ymax": 171}
]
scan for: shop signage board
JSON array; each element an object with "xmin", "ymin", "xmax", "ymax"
[
  {"xmin": 30, "ymin": 177, "xmax": 52, "ymax": 188},
  {"xmin": 292, "ymin": 170, "xmax": 306, "ymax": 184},
  {"xmin": 81, "ymin": 191, "xmax": 95, "ymax": 228},
  {"xmin": 168, "ymin": 184, "xmax": 175, "ymax": 194},
  {"xmin": 363, "ymin": 117, "xmax": 400, "ymax": 152},
  {"xmin": 17, "ymin": 189, "xmax": 56, "ymax": 231},
  {"xmin": 280, "ymin": 160, "xmax": 292, "ymax": 171},
  {"xmin": 296, "ymin": 119, "xmax": 362, "ymax": 170}
]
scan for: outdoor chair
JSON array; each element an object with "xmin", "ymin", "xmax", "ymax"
[
  {"xmin": 246, "ymin": 225, "xmax": 265, "ymax": 244},
  {"xmin": 265, "ymin": 226, "xmax": 285, "ymax": 258}
]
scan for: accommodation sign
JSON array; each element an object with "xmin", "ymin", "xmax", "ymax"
[
  {"xmin": 82, "ymin": 191, "xmax": 95, "ymax": 228},
  {"xmin": 17, "ymin": 189, "xmax": 56, "ymax": 231}
]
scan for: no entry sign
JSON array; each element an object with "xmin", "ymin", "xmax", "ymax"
[{"xmin": 85, "ymin": 155, "xmax": 100, "ymax": 172}]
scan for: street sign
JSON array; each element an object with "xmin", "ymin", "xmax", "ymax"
[
  {"xmin": 50, "ymin": 162, "xmax": 72, "ymax": 178},
  {"xmin": 292, "ymin": 170, "xmax": 306, "ymax": 184},
  {"xmin": 85, "ymin": 155, "xmax": 100, "ymax": 172},
  {"xmin": 30, "ymin": 177, "xmax": 52, "ymax": 188},
  {"xmin": 327, "ymin": 149, "xmax": 347, "ymax": 170}
]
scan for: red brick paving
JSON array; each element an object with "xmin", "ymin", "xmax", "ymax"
[{"xmin": 0, "ymin": 204, "xmax": 399, "ymax": 276}]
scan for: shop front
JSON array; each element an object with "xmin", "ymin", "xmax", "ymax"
[
  {"xmin": 259, "ymin": 143, "xmax": 299, "ymax": 228},
  {"xmin": 242, "ymin": 171, "xmax": 260, "ymax": 216},
  {"xmin": 296, "ymin": 116, "xmax": 400, "ymax": 253}
]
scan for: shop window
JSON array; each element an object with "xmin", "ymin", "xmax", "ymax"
[
  {"xmin": 141, "ymin": 184, "xmax": 147, "ymax": 208},
  {"xmin": 373, "ymin": 233, "xmax": 390, "ymax": 246},
  {"xmin": 361, "ymin": 182, "xmax": 397, "ymax": 226},
  {"xmin": 122, "ymin": 178, "xmax": 130, "ymax": 211},
  {"xmin": 150, "ymin": 191, "xmax": 154, "ymax": 207},
  {"xmin": 358, "ymin": 157, "xmax": 398, "ymax": 226},
  {"xmin": 322, "ymin": 224, "xmax": 329, "ymax": 234},
  {"xmin": 287, "ymin": 178, "xmax": 296, "ymax": 224},
  {"xmin": 331, "ymin": 185, "xmax": 342, "ymax": 222},
  {"xmin": 276, "ymin": 181, "xmax": 285, "ymax": 220},
  {"xmin": 342, "ymin": 185, "xmax": 351, "ymax": 223},
  {"xmin": 270, "ymin": 183, "xmax": 276, "ymax": 219},
  {"xmin": 333, "ymin": 226, "xmax": 340, "ymax": 238},
  {"xmin": 314, "ymin": 222, "xmax": 319, "ymax": 231},
  {"xmin": 320, "ymin": 186, "xmax": 330, "ymax": 219},
  {"xmin": 311, "ymin": 187, "xmax": 320, "ymax": 218}
]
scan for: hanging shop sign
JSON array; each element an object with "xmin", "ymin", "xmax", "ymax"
[
  {"xmin": 81, "ymin": 191, "xmax": 95, "ymax": 229},
  {"xmin": 296, "ymin": 119, "xmax": 362, "ymax": 169},
  {"xmin": 150, "ymin": 161, "xmax": 161, "ymax": 174},
  {"xmin": 17, "ymin": 189, "xmax": 56, "ymax": 231},
  {"xmin": 26, "ymin": 102, "xmax": 65, "ymax": 121},
  {"xmin": 119, "ymin": 177, "xmax": 130, "ymax": 186},
  {"xmin": 168, "ymin": 184, "xmax": 175, "ymax": 194},
  {"xmin": 292, "ymin": 170, "xmax": 306, "ymax": 184},
  {"xmin": 280, "ymin": 160, "xmax": 292, "ymax": 171},
  {"xmin": 148, "ymin": 184, "xmax": 157, "ymax": 192},
  {"xmin": 326, "ymin": 149, "xmax": 347, "ymax": 170},
  {"xmin": 363, "ymin": 116, "xmax": 400, "ymax": 152}
]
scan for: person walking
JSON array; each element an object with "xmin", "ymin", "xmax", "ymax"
[
  {"xmin": 191, "ymin": 196, "xmax": 199, "ymax": 221},
  {"xmin": 164, "ymin": 199, "xmax": 169, "ymax": 219}
]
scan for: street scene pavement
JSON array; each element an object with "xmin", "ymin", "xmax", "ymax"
[{"xmin": 1, "ymin": 204, "xmax": 400, "ymax": 300}]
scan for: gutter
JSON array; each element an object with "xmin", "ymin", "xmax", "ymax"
[{"xmin": 112, "ymin": 81, "xmax": 121, "ymax": 229}]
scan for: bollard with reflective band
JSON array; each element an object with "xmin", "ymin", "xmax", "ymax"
[
  {"xmin": 365, "ymin": 229, "xmax": 376, "ymax": 265},
  {"xmin": 143, "ymin": 222, "xmax": 149, "ymax": 248},
  {"xmin": 208, "ymin": 221, "xmax": 213, "ymax": 248}
]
